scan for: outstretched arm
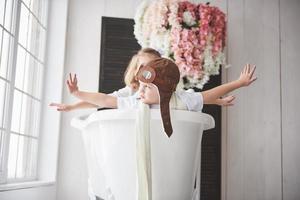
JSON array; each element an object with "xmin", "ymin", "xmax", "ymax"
[
  {"xmin": 67, "ymin": 73, "xmax": 117, "ymax": 108},
  {"xmin": 72, "ymin": 91, "xmax": 117, "ymax": 108},
  {"xmin": 206, "ymin": 95, "xmax": 236, "ymax": 106},
  {"xmin": 201, "ymin": 64, "xmax": 257, "ymax": 104},
  {"xmin": 49, "ymin": 101, "xmax": 99, "ymax": 112}
]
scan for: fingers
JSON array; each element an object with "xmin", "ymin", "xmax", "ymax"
[
  {"xmin": 67, "ymin": 73, "xmax": 73, "ymax": 88},
  {"xmin": 225, "ymin": 95, "xmax": 235, "ymax": 106},
  {"xmin": 243, "ymin": 64, "xmax": 248, "ymax": 74},
  {"xmin": 227, "ymin": 95, "xmax": 235, "ymax": 103},
  {"xmin": 67, "ymin": 80, "xmax": 72, "ymax": 89},
  {"xmin": 69, "ymin": 73, "xmax": 73, "ymax": 84},
  {"xmin": 247, "ymin": 63, "xmax": 251, "ymax": 73},
  {"xmin": 249, "ymin": 65, "xmax": 256, "ymax": 77},
  {"xmin": 74, "ymin": 74, "xmax": 77, "ymax": 85},
  {"xmin": 219, "ymin": 96, "xmax": 236, "ymax": 106},
  {"xmin": 68, "ymin": 73, "xmax": 77, "ymax": 84},
  {"xmin": 49, "ymin": 102, "xmax": 64, "ymax": 108},
  {"xmin": 67, "ymin": 73, "xmax": 78, "ymax": 92},
  {"xmin": 49, "ymin": 103, "xmax": 66, "ymax": 111},
  {"xmin": 250, "ymin": 77, "xmax": 257, "ymax": 84},
  {"xmin": 242, "ymin": 65, "xmax": 247, "ymax": 74},
  {"xmin": 49, "ymin": 103, "xmax": 59, "ymax": 107},
  {"xmin": 242, "ymin": 63, "xmax": 250, "ymax": 74},
  {"xmin": 242, "ymin": 64, "xmax": 256, "ymax": 80}
]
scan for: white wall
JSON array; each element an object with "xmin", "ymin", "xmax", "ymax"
[{"xmin": 56, "ymin": 0, "xmax": 143, "ymax": 200}]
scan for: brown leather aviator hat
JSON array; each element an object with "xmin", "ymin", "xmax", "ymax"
[{"xmin": 136, "ymin": 57, "xmax": 180, "ymax": 137}]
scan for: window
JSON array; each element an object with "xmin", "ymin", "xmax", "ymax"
[{"xmin": 0, "ymin": 0, "xmax": 48, "ymax": 184}]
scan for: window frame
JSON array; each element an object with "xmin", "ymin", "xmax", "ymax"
[{"xmin": 0, "ymin": 0, "xmax": 48, "ymax": 184}]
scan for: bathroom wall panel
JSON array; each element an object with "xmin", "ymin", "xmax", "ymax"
[
  {"xmin": 280, "ymin": 0, "xmax": 300, "ymax": 199},
  {"xmin": 243, "ymin": 0, "xmax": 282, "ymax": 200},
  {"xmin": 226, "ymin": 0, "xmax": 282, "ymax": 199},
  {"xmin": 226, "ymin": 0, "xmax": 247, "ymax": 199}
]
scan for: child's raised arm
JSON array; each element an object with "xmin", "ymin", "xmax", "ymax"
[
  {"xmin": 67, "ymin": 73, "xmax": 117, "ymax": 108},
  {"xmin": 201, "ymin": 64, "xmax": 257, "ymax": 104}
]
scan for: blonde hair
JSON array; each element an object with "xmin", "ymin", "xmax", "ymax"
[{"xmin": 124, "ymin": 48, "xmax": 161, "ymax": 90}]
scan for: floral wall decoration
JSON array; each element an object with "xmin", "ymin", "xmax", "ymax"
[{"xmin": 134, "ymin": 0, "xmax": 227, "ymax": 89}]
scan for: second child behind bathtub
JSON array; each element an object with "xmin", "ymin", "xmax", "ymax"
[
  {"xmin": 50, "ymin": 48, "xmax": 235, "ymax": 111},
  {"xmin": 52, "ymin": 57, "xmax": 256, "ymax": 136}
]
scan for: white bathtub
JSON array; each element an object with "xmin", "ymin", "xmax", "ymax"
[{"xmin": 71, "ymin": 109, "xmax": 215, "ymax": 200}]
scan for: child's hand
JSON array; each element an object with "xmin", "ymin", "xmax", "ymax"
[
  {"xmin": 67, "ymin": 73, "xmax": 79, "ymax": 94},
  {"xmin": 218, "ymin": 95, "xmax": 235, "ymax": 106},
  {"xmin": 238, "ymin": 64, "xmax": 257, "ymax": 87},
  {"xmin": 49, "ymin": 103, "xmax": 73, "ymax": 112}
]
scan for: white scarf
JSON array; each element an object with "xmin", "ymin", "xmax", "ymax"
[
  {"xmin": 136, "ymin": 102, "xmax": 152, "ymax": 200},
  {"xmin": 135, "ymin": 94, "xmax": 187, "ymax": 200}
]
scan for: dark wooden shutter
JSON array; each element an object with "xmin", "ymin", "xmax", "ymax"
[
  {"xmin": 199, "ymin": 73, "xmax": 222, "ymax": 200},
  {"xmin": 99, "ymin": 16, "xmax": 221, "ymax": 200},
  {"xmin": 98, "ymin": 17, "xmax": 141, "ymax": 94}
]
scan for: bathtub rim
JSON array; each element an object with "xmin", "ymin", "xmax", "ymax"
[{"xmin": 71, "ymin": 109, "xmax": 215, "ymax": 131}]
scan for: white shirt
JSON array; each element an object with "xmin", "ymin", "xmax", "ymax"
[
  {"xmin": 117, "ymin": 90, "xmax": 203, "ymax": 112},
  {"xmin": 108, "ymin": 86, "xmax": 135, "ymax": 97}
]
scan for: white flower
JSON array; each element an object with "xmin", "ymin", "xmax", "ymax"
[
  {"xmin": 203, "ymin": 44, "xmax": 223, "ymax": 76},
  {"xmin": 195, "ymin": 73, "xmax": 210, "ymax": 89},
  {"xmin": 169, "ymin": 3, "xmax": 180, "ymax": 29},
  {"xmin": 215, "ymin": 51, "xmax": 226, "ymax": 71},
  {"xmin": 149, "ymin": 30, "xmax": 172, "ymax": 57},
  {"xmin": 134, "ymin": 0, "xmax": 150, "ymax": 47},
  {"xmin": 182, "ymin": 11, "xmax": 196, "ymax": 26}
]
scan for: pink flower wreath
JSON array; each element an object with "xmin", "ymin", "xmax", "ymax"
[{"xmin": 134, "ymin": 0, "xmax": 227, "ymax": 89}]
